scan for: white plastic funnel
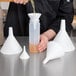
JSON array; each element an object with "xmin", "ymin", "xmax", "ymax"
[
  {"xmin": 54, "ymin": 20, "xmax": 75, "ymax": 52},
  {"xmin": 0, "ymin": 27, "xmax": 22, "ymax": 55},
  {"xmin": 43, "ymin": 41, "xmax": 64, "ymax": 64},
  {"xmin": 20, "ymin": 46, "xmax": 30, "ymax": 60}
]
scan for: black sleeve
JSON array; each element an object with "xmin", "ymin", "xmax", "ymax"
[{"xmin": 49, "ymin": 0, "xmax": 74, "ymax": 34}]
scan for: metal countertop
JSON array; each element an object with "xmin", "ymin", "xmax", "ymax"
[{"xmin": 0, "ymin": 37, "xmax": 76, "ymax": 76}]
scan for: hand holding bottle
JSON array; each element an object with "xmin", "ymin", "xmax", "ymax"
[
  {"xmin": 38, "ymin": 34, "xmax": 48, "ymax": 52},
  {"xmin": 38, "ymin": 29, "xmax": 56, "ymax": 52}
]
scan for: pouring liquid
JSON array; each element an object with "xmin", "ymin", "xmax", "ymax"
[
  {"xmin": 30, "ymin": 0, "xmax": 36, "ymax": 13},
  {"xmin": 29, "ymin": 0, "xmax": 38, "ymax": 53}
]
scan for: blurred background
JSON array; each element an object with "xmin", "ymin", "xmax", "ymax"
[
  {"xmin": 73, "ymin": 0, "xmax": 76, "ymax": 14},
  {"xmin": 72, "ymin": 0, "xmax": 76, "ymax": 36},
  {"xmin": 0, "ymin": 0, "xmax": 76, "ymax": 35},
  {"xmin": 0, "ymin": 0, "xmax": 76, "ymax": 39}
]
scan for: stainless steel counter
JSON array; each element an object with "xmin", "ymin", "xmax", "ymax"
[{"xmin": 0, "ymin": 37, "xmax": 76, "ymax": 76}]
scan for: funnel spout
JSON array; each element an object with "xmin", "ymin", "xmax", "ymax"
[{"xmin": 9, "ymin": 27, "xmax": 14, "ymax": 36}]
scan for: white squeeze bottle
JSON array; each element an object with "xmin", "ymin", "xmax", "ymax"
[{"xmin": 28, "ymin": 13, "xmax": 41, "ymax": 53}]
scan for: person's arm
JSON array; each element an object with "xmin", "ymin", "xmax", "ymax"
[
  {"xmin": 41, "ymin": 29, "xmax": 56, "ymax": 41},
  {"xmin": 38, "ymin": 29, "xmax": 56, "ymax": 52},
  {"xmin": 13, "ymin": 0, "xmax": 29, "ymax": 4},
  {"xmin": 38, "ymin": 0, "xmax": 74, "ymax": 52},
  {"xmin": 49, "ymin": 0, "xmax": 74, "ymax": 35},
  {"xmin": 60, "ymin": 0, "xmax": 74, "ymax": 34}
]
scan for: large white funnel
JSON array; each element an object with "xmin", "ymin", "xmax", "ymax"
[
  {"xmin": 54, "ymin": 20, "xmax": 75, "ymax": 52},
  {"xmin": 0, "ymin": 27, "xmax": 22, "ymax": 55},
  {"xmin": 43, "ymin": 41, "xmax": 64, "ymax": 64},
  {"xmin": 20, "ymin": 46, "xmax": 30, "ymax": 60}
]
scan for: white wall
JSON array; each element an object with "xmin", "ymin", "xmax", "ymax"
[
  {"xmin": 0, "ymin": 2, "xmax": 9, "ymax": 10},
  {"xmin": 73, "ymin": 0, "xmax": 76, "ymax": 9}
]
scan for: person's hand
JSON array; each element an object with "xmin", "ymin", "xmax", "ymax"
[
  {"xmin": 37, "ymin": 29, "xmax": 56, "ymax": 52},
  {"xmin": 13, "ymin": 0, "xmax": 29, "ymax": 4},
  {"xmin": 37, "ymin": 34, "xmax": 48, "ymax": 52}
]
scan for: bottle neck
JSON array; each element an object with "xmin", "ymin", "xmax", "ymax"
[{"xmin": 30, "ymin": 18, "xmax": 39, "ymax": 22}]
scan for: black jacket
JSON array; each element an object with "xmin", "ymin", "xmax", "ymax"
[{"xmin": 4, "ymin": 0, "xmax": 74, "ymax": 36}]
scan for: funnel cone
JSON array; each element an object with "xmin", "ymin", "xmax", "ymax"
[
  {"xmin": 0, "ymin": 27, "xmax": 22, "ymax": 55},
  {"xmin": 20, "ymin": 46, "xmax": 30, "ymax": 60},
  {"xmin": 54, "ymin": 20, "xmax": 75, "ymax": 52},
  {"xmin": 43, "ymin": 41, "xmax": 64, "ymax": 64}
]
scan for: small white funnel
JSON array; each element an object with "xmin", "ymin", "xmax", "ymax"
[
  {"xmin": 54, "ymin": 20, "xmax": 75, "ymax": 52},
  {"xmin": 0, "ymin": 27, "xmax": 22, "ymax": 55},
  {"xmin": 43, "ymin": 41, "xmax": 64, "ymax": 64},
  {"xmin": 20, "ymin": 46, "xmax": 30, "ymax": 60}
]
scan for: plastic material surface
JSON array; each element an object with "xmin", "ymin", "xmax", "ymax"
[
  {"xmin": 20, "ymin": 46, "xmax": 30, "ymax": 60},
  {"xmin": 43, "ymin": 41, "xmax": 65, "ymax": 64},
  {"xmin": 43, "ymin": 19, "xmax": 75, "ymax": 64},
  {"xmin": 28, "ymin": 13, "xmax": 41, "ymax": 53},
  {"xmin": 54, "ymin": 20, "xmax": 75, "ymax": 52},
  {"xmin": 0, "ymin": 27, "xmax": 22, "ymax": 55}
]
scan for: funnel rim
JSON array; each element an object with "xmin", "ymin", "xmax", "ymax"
[{"xmin": 28, "ymin": 13, "xmax": 41, "ymax": 16}]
